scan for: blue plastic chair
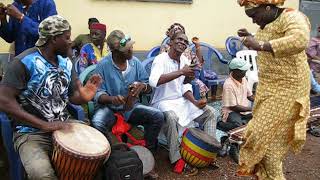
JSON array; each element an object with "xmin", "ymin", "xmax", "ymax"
[
  {"xmin": 0, "ymin": 104, "xmax": 84, "ymax": 180},
  {"xmin": 140, "ymin": 57, "xmax": 155, "ymax": 104},
  {"xmin": 146, "ymin": 46, "xmax": 161, "ymax": 59},
  {"xmin": 0, "ymin": 112, "xmax": 24, "ymax": 180},
  {"xmin": 225, "ymin": 36, "xmax": 244, "ymax": 58},
  {"xmin": 190, "ymin": 42, "xmax": 229, "ymax": 99},
  {"xmin": 161, "ymin": 36, "xmax": 170, "ymax": 46},
  {"xmin": 141, "ymin": 56, "xmax": 155, "ymax": 76}
]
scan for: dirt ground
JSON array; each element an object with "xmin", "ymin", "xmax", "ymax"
[
  {"xmin": 1, "ymin": 134, "xmax": 319, "ymax": 180},
  {"xmin": 153, "ymin": 134, "xmax": 320, "ymax": 180}
]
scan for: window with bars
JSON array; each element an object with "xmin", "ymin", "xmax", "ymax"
[
  {"xmin": 114, "ymin": 0, "xmax": 192, "ymax": 3},
  {"xmin": 300, "ymin": 0, "xmax": 320, "ymax": 36}
]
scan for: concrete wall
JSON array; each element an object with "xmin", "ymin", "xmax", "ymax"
[{"xmin": 0, "ymin": 0, "xmax": 299, "ymax": 53}]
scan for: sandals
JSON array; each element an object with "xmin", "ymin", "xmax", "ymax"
[
  {"xmin": 183, "ymin": 164, "xmax": 199, "ymax": 177},
  {"xmin": 309, "ymin": 125, "xmax": 320, "ymax": 137}
]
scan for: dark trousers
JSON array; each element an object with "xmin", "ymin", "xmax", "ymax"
[{"xmin": 217, "ymin": 112, "xmax": 252, "ymax": 132}]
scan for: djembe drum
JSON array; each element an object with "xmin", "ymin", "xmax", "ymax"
[
  {"xmin": 180, "ymin": 128, "xmax": 221, "ymax": 168},
  {"xmin": 228, "ymin": 125, "xmax": 247, "ymax": 144},
  {"xmin": 52, "ymin": 123, "xmax": 111, "ymax": 180}
]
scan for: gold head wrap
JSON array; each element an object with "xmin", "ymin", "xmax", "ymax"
[{"xmin": 237, "ymin": 0, "xmax": 285, "ymax": 9}]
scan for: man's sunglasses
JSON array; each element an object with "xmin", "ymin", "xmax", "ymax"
[{"xmin": 120, "ymin": 35, "xmax": 131, "ymax": 47}]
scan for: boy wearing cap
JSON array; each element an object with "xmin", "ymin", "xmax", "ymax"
[
  {"xmin": 0, "ymin": 15, "xmax": 102, "ymax": 179},
  {"xmin": 219, "ymin": 58, "xmax": 254, "ymax": 132},
  {"xmin": 78, "ymin": 22, "xmax": 109, "ymax": 73},
  {"xmin": 92, "ymin": 30, "xmax": 164, "ymax": 152}
]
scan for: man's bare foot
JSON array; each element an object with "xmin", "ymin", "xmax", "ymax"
[{"xmin": 145, "ymin": 169, "xmax": 159, "ymax": 179}]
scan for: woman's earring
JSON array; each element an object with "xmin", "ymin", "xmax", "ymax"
[{"xmin": 266, "ymin": 6, "xmax": 271, "ymax": 11}]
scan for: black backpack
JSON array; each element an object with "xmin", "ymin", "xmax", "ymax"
[{"xmin": 102, "ymin": 143, "xmax": 143, "ymax": 180}]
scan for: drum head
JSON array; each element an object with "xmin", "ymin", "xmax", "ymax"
[
  {"xmin": 53, "ymin": 123, "xmax": 110, "ymax": 157},
  {"xmin": 130, "ymin": 145, "xmax": 155, "ymax": 175},
  {"xmin": 188, "ymin": 128, "xmax": 221, "ymax": 148}
]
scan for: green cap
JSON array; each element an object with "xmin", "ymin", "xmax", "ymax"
[
  {"xmin": 107, "ymin": 30, "xmax": 135, "ymax": 52},
  {"xmin": 229, "ymin": 57, "xmax": 251, "ymax": 71}
]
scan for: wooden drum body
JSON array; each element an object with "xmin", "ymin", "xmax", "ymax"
[
  {"xmin": 180, "ymin": 128, "xmax": 221, "ymax": 167},
  {"xmin": 52, "ymin": 123, "xmax": 110, "ymax": 180}
]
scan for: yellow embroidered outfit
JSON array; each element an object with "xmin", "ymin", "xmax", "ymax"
[{"xmin": 238, "ymin": 9, "xmax": 311, "ymax": 180}]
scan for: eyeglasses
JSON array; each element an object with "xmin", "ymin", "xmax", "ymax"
[{"xmin": 120, "ymin": 35, "xmax": 131, "ymax": 47}]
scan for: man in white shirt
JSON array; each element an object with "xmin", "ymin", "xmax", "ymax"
[{"xmin": 149, "ymin": 32, "xmax": 217, "ymax": 173}]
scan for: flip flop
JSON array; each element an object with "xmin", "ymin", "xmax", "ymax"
[
  {"xmin": 210, "ymin": 161, "xmax": 220, "ymax": 170},
  {"xmin": 309, "ymin": 125, "xmax": 320, "ymax": 137},
  {"xmin": 183, "ymin": 165, "xmax": 199, "ymax": 177}
]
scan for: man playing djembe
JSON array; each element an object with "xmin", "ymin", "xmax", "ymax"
[{"xmin": 0, "ymin": 15, "xmax": 102, "ymax": 179}]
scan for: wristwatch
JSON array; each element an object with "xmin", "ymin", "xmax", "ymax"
[{"xmin": 19, "ymin": 14, "xmax": 25, "ymax": 23}]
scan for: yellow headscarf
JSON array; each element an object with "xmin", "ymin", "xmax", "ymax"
[{"xmin": 237, "ymin": 0, "xmax": 285, "ymax": 9}]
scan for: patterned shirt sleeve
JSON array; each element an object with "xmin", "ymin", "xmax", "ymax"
[
  {"xmin": 269, "ymin": 11, "xmax": 310, "ymax": 58},
  {"xmin": 79, "ymin": 44, "xmax": 91, "ymax": 73},
  {"xmin": 306, "ymin": 38, "xmax": 318, "ymax": 58}
]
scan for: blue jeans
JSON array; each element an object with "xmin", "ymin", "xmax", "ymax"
[
  {"xmin": 311, "ymin": 71, "xmax": 320, "ymax": 93},
  {"xmin": 92, "ymin": 104, "xmax": 164, "ymax": 150}
]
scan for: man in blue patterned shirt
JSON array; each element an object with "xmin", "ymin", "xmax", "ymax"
[{"xmin": 0, "ymin": 15, "xmax": 101, "ymax": 179}]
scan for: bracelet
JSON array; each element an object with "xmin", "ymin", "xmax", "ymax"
[
  {"xmin": 259, "ymin": 41, "xmax": 264, "ymax": 51},
  {"xmin": 241, "ymin": 36, "xmax": 247, "ymax": 44},
  {"xmin": 143, "ymin": 83, "xmax": 148, "ymax": 92},
  {"xmin": 19, "ymin": 14, "xmax": 24, "ymax": 23}
]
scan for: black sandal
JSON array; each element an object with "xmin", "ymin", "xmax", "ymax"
[
  {"xmin": 309, "ymin": 125, "xmax": 320, "ymax": 137},
  {"xmin": 183, "ymin": 164, "xmax": 199, "ymax": 177}
]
